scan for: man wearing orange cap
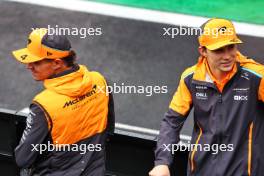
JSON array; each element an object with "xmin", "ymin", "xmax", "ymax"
[
  {"xmin": 149, "ymin": 18, "xmax": 264, "ymax": 176},
  {"xmin": 13, "ymin": 28, "xmax": 114, "ymax": 176}
]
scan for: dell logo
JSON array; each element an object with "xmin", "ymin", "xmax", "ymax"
[{"xmin": 196, "ymin": 92, "xmax": 207, "ymax": 97}]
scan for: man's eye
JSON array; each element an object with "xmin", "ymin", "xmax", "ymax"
[
  {"xmin": 213, "ymin": 44, "xmax": 235, "ymax": 53},
  {"xmin": 33, "ymin": 61, "xmax": 41, "ymax": 65},
  {"xmin": 214, "ymin": 48, "xmax": 224, "ymax": 53},
  {"xmin": 228, "ymin": 44, "xmax": 235, "ymax": 50}
]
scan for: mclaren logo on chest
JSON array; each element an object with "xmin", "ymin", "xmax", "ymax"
[
  {"xmin": 241, "ymin": 72, "xmax": 250, "ymax": 80},
  {"xmin": 63, "ymin": 85, "xmax": 97, "ymax": 108}
]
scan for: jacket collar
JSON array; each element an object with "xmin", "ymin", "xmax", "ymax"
[
  {"xmin": 48, "ymin": 64, "xmax": 80, "ymax": 79},
  {"xmin": 191, "ymin": 52, "xmax": 243, "ymax": 92}
]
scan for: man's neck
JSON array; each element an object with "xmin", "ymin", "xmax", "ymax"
[
  {"xmin": 54, "ymin": 65, "xmax": 72, "ymax": 75},
  {"xmin": 48, "ymin": 64, "xmax": 78, "ymax": 79},
  {"xmin": 211, "ymin": 69, "xmax": 229, "ymax": 82}
]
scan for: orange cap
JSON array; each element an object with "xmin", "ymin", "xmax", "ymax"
[
  {"xmin": 198, "ymin": 18, "xmax": 242, "ymax": 50},
  {"xmin": 12, "ymin": 28, "xmax": 71, "ymax": 64}
]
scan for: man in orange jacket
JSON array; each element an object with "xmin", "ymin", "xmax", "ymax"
[
  {"xmin": 150, "ymin": 18, "xmax": 264, "ymax": 176},
  {"xmin": 13, "ymin": 28, "xmax": 114, "ymax": 176}
]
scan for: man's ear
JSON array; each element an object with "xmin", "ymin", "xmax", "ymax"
[
  {"xmin": 52, "ymin": 59, "xmax": 64, "ymax": 70},
  {"xmin": 198, "ymin": 46, "xmax": 207, "ymax": 57}
]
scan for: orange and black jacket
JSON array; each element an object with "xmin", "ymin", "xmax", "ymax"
[
  {"xmin": 155, "ymin": 52, "xmax": 264, "ymax": 176},
  {"xmin": 15, "ymin": 64, "xmax": 115, "ymax": 176}
]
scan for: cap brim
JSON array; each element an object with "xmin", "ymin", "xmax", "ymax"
[
  {"xmin": 206, "ymin": 38, "xmax": 243, "ymax": 51},
  {"xmin": 12, "ymin": 48, "xmax": 44, "ymax": 64}
]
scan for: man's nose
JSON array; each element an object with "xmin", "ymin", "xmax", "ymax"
[
  {"xmin": 222, "ymin": 48, "xmax": 232, "ymax": 60},
  {"xmin": 26, "ymin": 63, "xmax": 33, "ymax": 69}
]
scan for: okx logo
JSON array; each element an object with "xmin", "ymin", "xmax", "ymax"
[{"xmin": 234, "ymin": 95, "xmax": 248, "ymax": 101}]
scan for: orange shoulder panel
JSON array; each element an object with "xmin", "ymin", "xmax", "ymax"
[{"xmin": 169, "ymin": 66, "xmax": 195, "ymax": 116}]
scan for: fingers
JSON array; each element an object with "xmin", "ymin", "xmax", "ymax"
[{"xmin": 149, "ymin": 165, "xmax": 170, "ymax": 176}]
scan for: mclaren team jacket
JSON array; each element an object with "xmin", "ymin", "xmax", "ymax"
[
  {"xmin": 155, "ymin": 52, "xmax": 264, "ymax": 176},
  {"xmin": 15, "ymin": 64, "xmax": 115, "ymax": 176}
]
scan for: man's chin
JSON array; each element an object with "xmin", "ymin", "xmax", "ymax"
[
  {"xmin": 220, "ymin": 67, "xmax": 233, "ymax": 72},
  {"xmin": 32, "ymin": 76, "xmax": 43, "ymax": 81},
  {"xmin": 221, "ymin": 67, "xmax": 232, "ymax": 73},
  {"xmin": 220, "ymin": 63, "xmax": 235, "ymax": 72}
]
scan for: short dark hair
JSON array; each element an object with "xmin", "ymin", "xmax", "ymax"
[{"xmin": 60, "ymin": 50, "xmax": 76, "ymax": 67}]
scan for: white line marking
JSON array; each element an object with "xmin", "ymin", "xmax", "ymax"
[
  {"xmin": 116, "ymin": 123, "xmax": 192, "ymax": 141},
  {"xmin": 116, "ymin": 123, "xmax": 159, "ymax": 135},
  {"xmin": 0, "ymin": 152, "xmax": 12, "ymax": 157},
  {"xmin": 8, "ymin": 0, "xmax": 264, "ymax": 37},
  {"xmin": 19, "ymin": 107, "xmax": 30, "ymax": 114}
]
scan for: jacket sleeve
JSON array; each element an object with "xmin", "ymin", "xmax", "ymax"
[
  {"xmin": 107, "ymin": 92, "xmax": 115, "ymax": 135},
  {"xmin": 104, "ymin": 78, "xmax": 115, "ymax": 135},
  {"xmin": 15, "ymin": 103, "xmax": 49, "ymax": 168},
  {"xmin": 154, "ymin": 77, "xmax": 192, "ymax": 166},
  {"xmin": 256, "ymin": 61, "xmax": 264, "ymax": 102},
  {"xmin": 259, "ymin": 76, "xmax": 264, "ymax": 102}
]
